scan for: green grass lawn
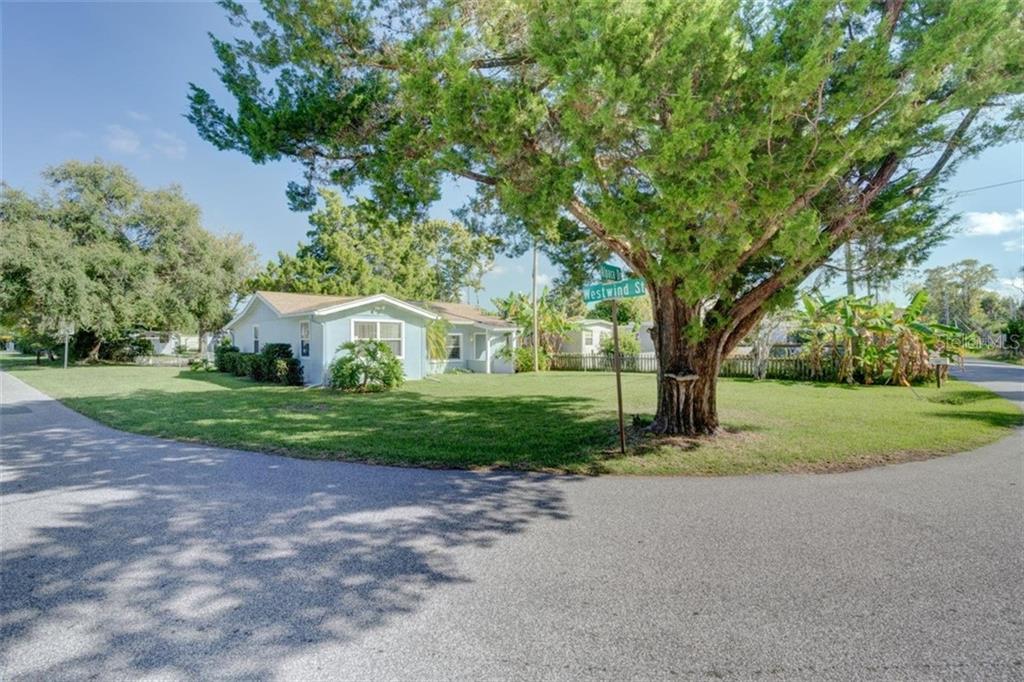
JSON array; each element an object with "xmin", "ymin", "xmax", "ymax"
[
  {"xmin": 970, "ymin": 350, "xmax": 1024, "ymax": 367},
  {"xmin": 2, "ymin": 354, "xmax": 1020, "ymax": 475}
]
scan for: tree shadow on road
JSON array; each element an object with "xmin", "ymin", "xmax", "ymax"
[{"xmin": 1, "ymin": 404, "xmax": 576, "ymax": 679}]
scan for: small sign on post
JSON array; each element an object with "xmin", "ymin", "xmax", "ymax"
[
  {"xmin": 929, "ymin": 354, "xmax": 950, "ymax": 389},
  {"xmin": 58, "ymin": 318, "xmax": 75, "ymax": 370},
  {"xmin": 585, "ymin": 265, "xmax": 645, "ymax": 455}
]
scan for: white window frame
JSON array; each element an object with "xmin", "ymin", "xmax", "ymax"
[
  {"xmin": 445, "ymin": 333, "xmax": 462, "ymax": 360},
  {"xmin": 582, "ymin": 330, "xmax": 594, "ymax": 347},
  {"xmin": 299, "ymin": 321, "xmax": 310, "ymax": 357},
  {"xmin": 350, "ymin": 318, "xmax": 405, "ymax": 359},
  {"xmin": 252, "ymin": 325, "xmax": 260, "ymax": 353},
  {"xmin": 474, "ymin": 333, "xmax": 486, "ymax": 360}
]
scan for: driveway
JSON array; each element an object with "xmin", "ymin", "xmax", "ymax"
[{"xmin": 1, "ymin": 361, "xmax": 1021, "ymax": 680}]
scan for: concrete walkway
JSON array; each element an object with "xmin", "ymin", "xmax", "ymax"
[{"xmin": 1, "ymin": 362, "xmax": 1021, "ymax": 680}]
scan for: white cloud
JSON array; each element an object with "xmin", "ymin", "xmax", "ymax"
[
  {"xmin": 963, "ymin": 209, "xmax": 1024, "ymax": 236},
  {"xmin": 536, "ymin": 273, "xmax": 553, "ymax": 286},
  {"xmin": 103, "ymin": 124, "xmax": 142, "ymax": 155},
  {"xmin": 1003, "ymin": 235, "xmax": 1023, "ymax": 253},
  {"xmin": 152, "ymin": 129, "xmax": 186, "ymax": 160},
  {"xmin": 998, "ymin": 276, "xmax": 1024, "ymax": 296},
  {"xmin": 489, "ymin": 264, "xmax": 508, "ymax": 276}
]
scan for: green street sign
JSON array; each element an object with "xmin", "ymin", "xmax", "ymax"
[
  {"xmin": 581, "ymin": 277, "xmax": 646, "ymax": 303},
  {"xmin": 599, "ymin": 262, "xmax": 622, "ymax": 282}
]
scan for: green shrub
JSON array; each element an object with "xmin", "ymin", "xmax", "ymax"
[
  {"xmin": 217, "ymin": 342, "xmax": 303, "ymax": 385},
  {"xmin": 501, "ymin": 345, "xmax": 550, "ymax": 372},
  {"xmin": 1004, "ymin": 318, "xmax": 1024, "ymax": 357},
  {"xmin": 281, "ymin": 358, "xmax": 304, "ymax": 385},
  {"xmin": 261, "ymin": 343, "xmax": 294, "ymax": 361},
  {"xmin": 248, "ymin": 354, "xmax": 269, "ymax": 382},
  {"xmin": 328, "ymin": 340, "xmax": 404, "ymax": 392},
  {"xmin": 600, "ymin": 330, "xmax": 641, "ymax": 356},
  {"xmin": 188, "ymin": 358, "xmax": 215, "ymax": 372},
  {"xmin": 219, "ymin": 351, "xmax": 239, "ymax": 374},
  {"xmin": 233, "ymin": 353, "xmax": 253, "ymax": 377},
  {"xmin": 214, "ymin": 339, "xmax": 239, "ymax": 371},
  {"xmin": 256, "ymin": 343, "xmax": 298, "ymax": 384}
]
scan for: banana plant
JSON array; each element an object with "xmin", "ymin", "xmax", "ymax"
[{"xmin": 795, "ymin": 290, "xmax": 966, "ymax": 386}]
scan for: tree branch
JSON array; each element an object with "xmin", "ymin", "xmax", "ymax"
[
  {"xmin": 453, "ymin": 168, "xmax": 499, "ymax": 186},
  {"xmin": 470, "ymin": 55, "xmax": 534, "ymax": 70},
  {"xmin": 725, "ymin": 153, "xmax": 901, "ymax": 341},
  {"xmin": 567, "ymin": 198, "xmax": 648, "ymax": 275},
  {"xmin": 906, "ymin": 106, "xmax": 980, "ymax": 196}
]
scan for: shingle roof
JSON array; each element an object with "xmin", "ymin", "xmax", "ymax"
[
  {"xmin": 420, "ymin": 301, "xmax": 518, "ymax": 329},
  {"xmin": 256, "ymin": 291, "xmax": 360, "ymax": 316},
  {"xmin": 249, "ymin": 291, "xmax": 515, "ymax": 328}
]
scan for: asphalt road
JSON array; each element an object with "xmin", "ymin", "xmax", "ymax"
[{"xmin": 1, "ymin": 361, "xmax": 1021, "ymax": 680}]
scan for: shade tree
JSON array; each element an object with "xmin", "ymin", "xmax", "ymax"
[{"xmin": 189, "ymin": 0, "xmax": 1023, "ymax": 434}]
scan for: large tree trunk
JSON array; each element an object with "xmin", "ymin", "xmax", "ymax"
[
  {"xmin": 86, "ymin": 338, "xmax": 102, "ymax": 363},
  {"xmin": 647, "ymin": 282, "xmax": 724, "ymax": 436}
]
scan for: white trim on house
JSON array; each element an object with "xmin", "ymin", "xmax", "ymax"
[
  {"xmin": 227, "ymin": 292, "xmax": 441, "ymax": 330},
  {"xmin": 448, "ymin": 321, "xmax": 515, "ymax": 332},
  {"xmin": 314, "ymin": 294, "xmax": 440, "ymax": 321},
  {"xmin": 445, "ymin": 332, "xmax": 463, "ymax": 360},
  {"xmin": 350, "ymin": 318, "xmax": 406, "ymax": 359},
  {"xmin": 484, "ymin": 332, "xmax": 492, "ymax": 373},
  {"xmin": 299, "ymin": 320, "xmax": 311, "ymax": 357},
  {"xmin": 252, "ymin": 325, "xmax": 260, "ymax": 353},
  {"xmin": 225, "ymin": 294, "xmax": 260, "ymax": 329}
]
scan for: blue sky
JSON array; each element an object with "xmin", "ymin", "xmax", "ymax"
[{"xmin": 3, "ymin": 1, "xmax": 1022, "ymax": 307}]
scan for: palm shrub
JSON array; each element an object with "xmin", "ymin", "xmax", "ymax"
[
  {"xmin": 426, "ymin": 319, "xmax": 453, "ymax": 361},
  {"xmin": 328, "ymin": 340, "xmax": 404, "ymax": 392}
]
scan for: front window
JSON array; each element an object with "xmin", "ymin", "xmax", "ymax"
[
  {"xmin": 253, "ymin": 326, "xmax": 259, "ymax": 353},
  {"xmin": 300, "ymin": 321, "xmax": 310, "ymax": 357},
  {"xmin": 582, "ymin": 330, "xmax": 593, "ymax": 346},
  {"xmin": 446, "ymin": 334, "xmax": 461, "ymax": 360},
  {"xmin": 352, "ymin": 319, "xmax": 403, "ymax": 357}
]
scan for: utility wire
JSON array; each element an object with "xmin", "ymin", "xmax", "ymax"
[{"xmin": 949, "ymin": 178, "xmax": 1023, "ymax": 196}]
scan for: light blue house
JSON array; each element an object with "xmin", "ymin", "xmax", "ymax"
[{"xmin": 225, "ymin": 291, "xmax": 518, "ymax": 385}]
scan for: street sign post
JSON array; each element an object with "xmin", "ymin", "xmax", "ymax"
[
  {"xmin": 585, "ymin": 267, "xmax": 646, "ymax": 455},
  {"xmin": 581, "ymin": 277, "xmax": 645, "ymax": 303},
  {"xmin": 599, "ymin": 262, "xmax": 622, "ymax": 283}
]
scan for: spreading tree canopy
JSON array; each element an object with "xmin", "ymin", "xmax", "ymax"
[
  {"xmin": 0, "ymin": 161, "xmax": 256, "ymax": 359},
  {"xmin": 189, "ymin": 0, "xmax": 1023, "ymax": 434}
]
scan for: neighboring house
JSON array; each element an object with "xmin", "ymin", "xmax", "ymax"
[
  {"xmin": 637, "ymin": 319, "xmax": 801, "ymax": 357},
  {"xmin": 638, "ymin": 322, "xmax": 656, "ymax": 353},
  {"xmin": 137, "ymin": 331, "xmax": 212, "ymax": 356},
  {"xmin": 224, "ymin": 291, "xmax": 518, "ymax": 385},
  {"xmin": 560, "ymin": 319, "xmax": 616, "ymax": 354}
]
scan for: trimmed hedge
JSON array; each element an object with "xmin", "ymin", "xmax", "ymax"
[
  {"xmin": 215, "ymin": 340, "xmax": 303, "ymax": 386},
  {"xmin": 214, "ymin": 340, "xmax": 240, "ymax": 372}
]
